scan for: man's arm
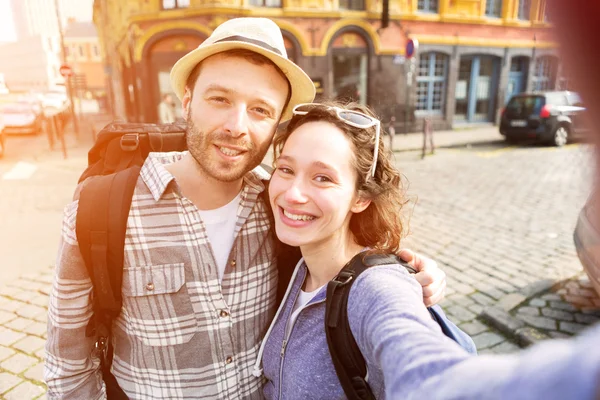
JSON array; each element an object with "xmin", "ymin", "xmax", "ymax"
[
  {"xmin": 44, "ymin": 201, "xmax": 105, "ymax": 400},
  {"xmin": 398, "ymin": 249, "xmax": 446, "ymax": 307}
]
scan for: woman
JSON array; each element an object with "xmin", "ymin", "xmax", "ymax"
[
  {"xmin": 252, "ymin": 102, "xmax": 600, "ymax": 400},
  {"xmin": 252, "ymin": 102, "xmax": 471, "ymax": 399}
]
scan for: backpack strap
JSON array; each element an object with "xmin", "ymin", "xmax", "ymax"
[
  {"xmin": 325, "ymin": 253, "xmax": 412, "ymax": 400},
  {"xmin": 76, "ymin": 166, "xmax": 141, "ymax": 400}
]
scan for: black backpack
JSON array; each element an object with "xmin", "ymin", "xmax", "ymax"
[
  {"xmin": 325, "ymin": 253, "xmax": 477, "ymax": 400},
  {"xmin": 75, "ymin": 122, "xmax": 300, "ymax": 399}
]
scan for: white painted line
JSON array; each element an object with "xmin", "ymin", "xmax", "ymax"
[{"xmin": 2, "ymin": 161, "xmax": 38, "ymax": 180}]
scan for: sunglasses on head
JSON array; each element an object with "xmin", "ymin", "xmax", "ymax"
[{"xmin": 292, "ymin": 103, "xmax": 381, "ymax": 179}]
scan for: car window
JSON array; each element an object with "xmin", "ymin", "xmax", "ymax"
[
  {"xmin": 506, "ymin": 96, "xmax": 545, "ymax": 115},
  {"xmin": 545, "ymin": 93, "xmax": 568, "ymax": 106},
  {"xmin": 567, "ymin": 92, "xmax": 584, "ymax": 107}
]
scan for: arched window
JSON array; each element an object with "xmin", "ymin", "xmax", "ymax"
[
  {"xmin": 330, "ymin": 30, "xmax": 370, "ymax": 105},
  {"xmin": 416, "ymin": 52, "xmax": 448, "ymax": 113},
  {"xmin": 532, "ymin": 56, "xmax": 558, "ymax": 92}
]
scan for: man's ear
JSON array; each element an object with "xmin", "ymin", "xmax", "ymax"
[
  {"xmin": 181, "ymin": 87, "xmax": 192, "ymax": 121},
  {"xmin": 351, "ymin": 196, "xmax": 371, "ymax": 214}
]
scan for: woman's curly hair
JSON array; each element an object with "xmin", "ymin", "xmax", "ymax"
[{"xmin": 272, "ymin": 101, "xmax": 409, "ymax": 254}]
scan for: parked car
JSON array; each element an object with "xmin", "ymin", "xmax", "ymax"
[
  {"xmin": 499, "ymin": 91, "xmax": 589, "ymax": 146},
  {"xmin": 42, "ymin": 91, "xmax": 69, "ymax": 116},
  {"xmin": 0, "ymin": 113, "xmax": 5, "ymax": 156},
  {"xmin": 17, "ymin": 94, "xmax": 44, "ymax": 117},
  {"xmin": 1, "ymin": 102, "xmax": 44, "ymax": 135},
  {"xmin": 574, "ymin": 190, "xmax": 600, "ymax": 297}
]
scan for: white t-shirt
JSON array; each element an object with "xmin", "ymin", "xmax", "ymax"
[
  {"xmin": 286, "ymin": 283, "xmax": 325, "ymax": 337},
  {"xmin": 197, "ymin": 192, "xmax": 242, "ymax": 282}
]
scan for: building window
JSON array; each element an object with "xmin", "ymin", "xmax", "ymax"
[
  {"xmin": 485, "ymin": 0, "xmax": 502, "ymax": 18},
  {"xmin": 416, "ymin": 52, "xmax": 448, "ymax": 113},
  {"xmin": 518, "ymin": 0, "xmax": 531, "ymax": 20},
  {"xmin": 339, "ymin": 0, "xmax": 365, "ymax": 10},
  {"xmin": 162, "ymin": 0, "xmax": 190, "ymax": 9},
  {"xmin": 92, "ymin": 44, "xmax": 100, "ymax": 58},
  {"xmin": 532, "ymin": 56, "xmax": 558, "ymax": 91},
  {"xmin": 417, "ymin": 0, "xmax": 438, "ymax": 13},
  {"xmin": 248, "ymin": 0, "xmax": 282, "ymax": 5},
  {"xmin": 79, "ymin": 45, "xmax": 85, "ymax": 58}
]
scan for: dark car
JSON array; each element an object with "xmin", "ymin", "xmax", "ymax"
[
  {"xmin": 499, "ymin": 91, "xmax": 589, "ymax": 146},
  {"xmin": 0, "ymin": 113, "xmax": 4, "ymax": 157}
]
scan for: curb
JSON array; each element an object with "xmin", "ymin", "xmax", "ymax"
[
  {"xmin": 478, "ymin": 279, "xmax": 563, "ymax": 347},
  {"xmin": 393, "ymin": 138, "xmax": 503, "ymax": 154}
]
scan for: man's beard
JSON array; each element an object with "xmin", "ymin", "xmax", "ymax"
[{"xmin": 185, "ymin": 114, "xmax": 271, "ymax": 182}]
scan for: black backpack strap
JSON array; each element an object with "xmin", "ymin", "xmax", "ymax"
[
  {"xmin": 325, "ymin": 253, "xmax": 407, "ymax": 400},
  {"xmin": 76, "ymin": 166, "xmax": 141, "ymax": 400}
]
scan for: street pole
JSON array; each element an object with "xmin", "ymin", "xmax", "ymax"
[
  {"xmin": 404, "ymin": 58, "xmax": 414, "ymax": 134},
  {"xmin": 54, "ymin": 0, "xmax": 79, "ymax": 140}
]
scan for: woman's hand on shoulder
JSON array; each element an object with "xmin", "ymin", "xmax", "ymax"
[{"xmin": 397, "ymin": 249, "xmax": 446, "ymax": 307}]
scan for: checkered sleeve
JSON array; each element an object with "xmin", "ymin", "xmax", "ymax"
[{"xmin": 44, "ymin": 200, "xmax": 106, "ymax": 400}]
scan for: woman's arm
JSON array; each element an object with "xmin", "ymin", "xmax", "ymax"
[{"xmin": 348, "ymin": 265, "xmax": 600, "ymax": 399}]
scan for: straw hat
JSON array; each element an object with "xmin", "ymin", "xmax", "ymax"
[{"xmin": 170, "ymin": 17, "xmax": 315, "ymax": 121}]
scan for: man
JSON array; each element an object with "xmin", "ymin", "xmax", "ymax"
[
  {"xmin": 158, "ymin": 93, "xmax": 176, "ymax": 123},
  {"xmin": 44, "ymin": 18, "xmax": 446, "ymax": 399}
]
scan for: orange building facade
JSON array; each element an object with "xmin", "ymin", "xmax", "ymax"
[{"xmin": 93, "ymin": 0, "xmax": 557, "ymax": 129}]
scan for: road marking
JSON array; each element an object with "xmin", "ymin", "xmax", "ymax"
[
  {"xmin": 2, "ymin": 161, "xmax": 38, "ymax": 180},
  {"xmin": 476, "ymin": 145, "xmax": 517, "ymax": 158}
]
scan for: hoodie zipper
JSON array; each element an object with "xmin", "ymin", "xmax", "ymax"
[{"xmin": 277, "ymin": 297, "xmax": 326, "ymax": 399}]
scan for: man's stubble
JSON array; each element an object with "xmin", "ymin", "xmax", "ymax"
[{"xmin": 185, "ymin": 108, "xmax": 274, "ymax": 182}]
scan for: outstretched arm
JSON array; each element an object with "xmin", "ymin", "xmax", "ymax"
[{"xmin": 348, "ymin": 266, "xmax": 600, "ymax": 400}]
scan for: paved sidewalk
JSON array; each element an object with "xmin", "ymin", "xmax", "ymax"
[
  {"xmin": 0, "ymin": 268, "xmax": 53, "ymax": 399},
  {"xmin": 390, "ymin": 124, "xmax": 502, "ymax": 153},
  {"xmin": 482, "ymin": 273, "xmax": 600, "ymax": 346}
]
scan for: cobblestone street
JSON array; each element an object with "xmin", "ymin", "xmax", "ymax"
[
  {"xmin": 398, "ymin": 141, "xmax": 598, "ymax": 353},
  {"xmin": 0, "ymin": 130, "xmax": 598, "ymax": 398}
]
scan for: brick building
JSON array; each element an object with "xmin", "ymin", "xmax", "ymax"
[{"xmin": 93, "ymin": 0, "xmax": 557, "ymax": 129}]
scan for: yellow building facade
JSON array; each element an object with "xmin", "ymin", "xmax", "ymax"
[{"xmin": 93, "ymin": 0, "xmax": 557, "ymax": 128}]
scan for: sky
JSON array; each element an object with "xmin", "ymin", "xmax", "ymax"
[
  {"xmin": 0, "ymin": 0, "xmax": 17, "ymax": 42},
  {"xmin": 0, "ymin": 0, "xmax": 94, "ymax": 43}
]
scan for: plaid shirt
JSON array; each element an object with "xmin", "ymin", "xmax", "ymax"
[{"xmin": 45, "ymin": 152, "xmax": 278, "ymax": 399}]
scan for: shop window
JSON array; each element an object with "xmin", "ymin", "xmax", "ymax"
[
  {"xmin": 162, "ymin": 0, "xmax": 190, "ymax": 9},
  {"xmin": 248, "ymin": 0, "xmax": 282, "ymax": 6},
  {"xmin": 417, "ymin": 0, "xmax": 438, "ymax": 13},
  {"xmin": 339, "ymin": 0, "xmax": 365, "ymax": 10},
  {"xmin": 485, "ymin": 0, "xmax": 502, "ymax": 18},
  {"xmin": 518, "ymin": 0, "xmax": 530, "ymax": 20},
  {"xmin": 532, "ymin": 56, "xmax": 557, "ymax": 91},
  {"xmin": 416, "ymin": 52, "xmax": 447, "ymax": 113}
]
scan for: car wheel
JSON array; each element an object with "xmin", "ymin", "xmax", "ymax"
[{"xmin": 553, "ymin": 125, "xmax": 569, "ymax": 147}]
